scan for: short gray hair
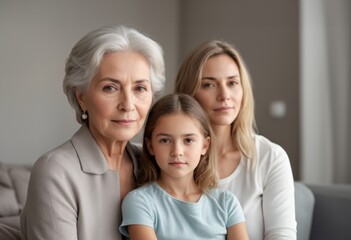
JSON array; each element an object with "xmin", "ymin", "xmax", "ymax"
[{"xmin": 63, "ymin": 25, "xmax": 165, "ymax": 124}]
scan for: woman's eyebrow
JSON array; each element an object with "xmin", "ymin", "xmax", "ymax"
[
  {"xmin": 201, "ymin": 75, "xmax": 240, "ymax": 81},
  {"xmin": 101, "ymin": 78, "xmax": 150, "ymax": 83},
  {"xmin": 201, "ymin": 77, "xmax": 217, "ymax": 81}
]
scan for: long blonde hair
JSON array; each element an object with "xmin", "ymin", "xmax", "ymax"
[
  {"xmin": 175, "ymin": 40, "xmax": 257, "ymax": 165},
  {"xmin": 138, "ymin": 93, "xmax": 218, "ymax": 192}
]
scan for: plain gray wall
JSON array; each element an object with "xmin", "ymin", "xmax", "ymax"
[
  {"xmin": 0, "ymin": 0, "xmax": 180, "ymax": 165},
  {"xmin": 179, "ymin": 0, "xmax": 300, "ymax": 178},
  {"xmin": 1, "ymin": 0, "xmax": 300, "ymax": 179}
]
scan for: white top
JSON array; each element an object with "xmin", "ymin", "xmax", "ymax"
[
  {"xmin": 219, "ymin": 134, "xmax": 296, "ymax": 240},
  {"xmin": 120, "ymin": 182, "xmax": 245, "ymax": 240}
]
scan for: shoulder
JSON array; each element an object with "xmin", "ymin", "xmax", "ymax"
[
  {"xmin": 253, "ymin": 135, "xmax": 294, "ymax": 186},
  {"xmin": 206, "ymin": 188, "xmax": 240, "ymax": 205},
  {"xmin": 126, "ymin": 184, "xmax": 151, "ymax": 196},
  {"xmin": 254, "ymin": 134, "xmax": 286, "ymax": 155},
  {"xmin": 32, "ymin": 140, "xmax": 78, "ymax": 174},
  {"xmin": 29, "ymin": 140, "xmax": 81, "ymax": 188},
  {"xmin": 254, "ymin": 134, "xmax": 289, "ymax": 166},
  {"xmin": 23, "ymin": 141, "xmax": 81, "ymax": 216},
  {"xmin": 122, "ymin": 184, "xmax": 157, "ymax": 216},
  {"xmin": 123, "ymin": 184, "xmax": 155, "ymax": 203}
]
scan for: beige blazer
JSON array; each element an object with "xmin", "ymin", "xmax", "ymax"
[{"xmin": 20, "ymin": 125, "xmax": 140, "ymax": 240}]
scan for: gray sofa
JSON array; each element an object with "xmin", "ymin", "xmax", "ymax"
[
  {"xmin": 290, "ymin": 181, "xmax": 351, "ymax": 240},
  {"xmin": 0, "ymin": 162, "xmax": 31, "ymax": 239},
  {"xmin": 0, "ymin": 161, "xmax": 350, "ymax": 240},
  {"xmin": 307, "ymin": 183, "xmax": 351, "ymax": 240}
]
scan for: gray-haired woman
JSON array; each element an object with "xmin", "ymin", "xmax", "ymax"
[{"xmin": 20, "ymin": 25, "xmax": 165, "ymax": 240}]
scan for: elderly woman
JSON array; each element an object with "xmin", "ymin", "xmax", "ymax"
[{"xmin": 20, "ymin": 26, "xmax": 165, "ymax": 240}]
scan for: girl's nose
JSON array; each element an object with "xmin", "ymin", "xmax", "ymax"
[{"xmin": 171, "ymin": 141, "xmax": 183, "ymax": 157}]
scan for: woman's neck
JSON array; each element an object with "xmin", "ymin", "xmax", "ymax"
[
  {"xmin": 211, "ymin": 124, "xmax": 241, "ymax": 179},
  {"xmin": 211, "ymin": 124, "xmax": 237, "ymax": 154},
  {"xmin": 89, "ymin": 125, "xmax": 128, "ymax": 171}
]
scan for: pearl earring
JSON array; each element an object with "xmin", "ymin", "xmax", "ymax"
[{"xmin": 82, "ymin": 111, "xmax": 88, "ymax": 120}]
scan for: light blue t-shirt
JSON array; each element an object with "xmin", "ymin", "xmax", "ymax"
[{"xmin": 119, "ymin": 182, "xmax": 245, "ymax": 240}]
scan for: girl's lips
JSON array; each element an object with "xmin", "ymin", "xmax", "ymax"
[{"xmin": 169, "ymin": 161, "xmax": 186, "ymax": 166}]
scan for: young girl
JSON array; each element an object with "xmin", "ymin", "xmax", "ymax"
[{"xmin": 119, "ymin": 93, "xmax": 249, "ymax": 240}]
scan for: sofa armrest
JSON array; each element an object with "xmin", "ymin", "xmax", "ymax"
[
  {"xmin": 295, "ymin": 182, "xmax": 315, "ymax": 240},
  {"xmin": 307, "ymin": 184, "xmax": 351, "ymax": 240}
]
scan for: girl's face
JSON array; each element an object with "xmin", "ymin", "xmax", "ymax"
[
  {"xmin": 77, "ymin": 51, "xmax": 153, "ymax": 143},
  {"xmin": 194, "ymin": 54, "xmax": 243, "ymax": 127},
  {"xmin": 147, "ymin": 112, "xmax": 209, "ymax": 181}
]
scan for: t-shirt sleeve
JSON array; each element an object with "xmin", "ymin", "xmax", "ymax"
[
  {"xmin": 225, "ymin": 191, "xmax": 246, "ymax": 228},
  {"xmin": 119, "ymin": 188, "xmax": 155, "ymax": 237}
]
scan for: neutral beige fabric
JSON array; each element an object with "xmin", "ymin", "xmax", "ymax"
[
  {"xmin": 0, "ymin": 163, "xmax": 21, "ymax": 217},
  {"xmin": 0, "ymin": 187, "xmax": 20, "ymax": 217},
  {"xmin": 0, "ymin": 163, "xmax": 12, "ymax": 188},
  {"xmin": 0, "ymin": 223, "xmax": 21, "ymax": 240},
  {"xmin": 20, "ymin": 125, "xmax": 140, "ymax": 240},
  {"xmin": 9, "ymin": 168, "xmax": 31, "ymax": 209}
]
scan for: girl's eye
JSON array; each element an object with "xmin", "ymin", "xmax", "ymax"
[
  {"xmin": 184, "ymin": 138, "xmax": 195, "ymax": 144},
  {"xmin": 159, "ymin": 138, "xmax": 171, "ymax": 144}
]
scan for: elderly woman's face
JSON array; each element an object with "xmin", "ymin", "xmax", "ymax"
[{"xmin": 78, "ymin": 51, "xmax": 152, "ymax": 142}]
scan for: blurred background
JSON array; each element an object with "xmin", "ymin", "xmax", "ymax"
[{"xmin": 0, "ymin": 0, "xmax": 350, "ymax": 184}]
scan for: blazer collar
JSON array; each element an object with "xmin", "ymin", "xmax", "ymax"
[
  {"xmin": 70, "ymin": 125, "xmax": 139, "ymax": 175},
  {"xmin": 71, "ymin": 125, "xmax": 108, "ymax": 174}
]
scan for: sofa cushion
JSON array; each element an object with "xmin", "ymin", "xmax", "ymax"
[
  {"xmin": 9, "ymin": 168, "xmax": 31, "ymax": 209},
  {"xmin": 308, "ymin": 184, "xmax": 351, "ymax": 240},
  {"xmin": 0, "ymin": 186, "xmax": 20, "ymax": 217},
  {"xmin": 0, "ymin": 222, "xmax": 22, "ymax": 240},
  {"xmin": 0, "ymin": 163, "xmax": 12, "ymax": 188},
  {"xmin": 0, "ymin": 163, "xmax": 21, "ymax": 217},
  {"xmin": 0, "ymin": 215, "xmax": 20, "ymax": 230}
]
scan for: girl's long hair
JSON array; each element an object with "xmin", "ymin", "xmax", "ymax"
[{"xmin": 138, "ymin": 93, "xmax": 218, "ymax": 192}]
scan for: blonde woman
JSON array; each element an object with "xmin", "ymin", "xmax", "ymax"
[{"xmin": 175, "ymin": 40, "xmax": 296, "ymax": 239}]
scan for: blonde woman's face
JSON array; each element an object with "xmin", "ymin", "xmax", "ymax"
[
  {"xmin": 77, "ymin": 51, "xmax": 153, "ymax": 143},
  {"xmin": 195, "ymin": 54, "xmax": 243, "ymax": 127}
]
